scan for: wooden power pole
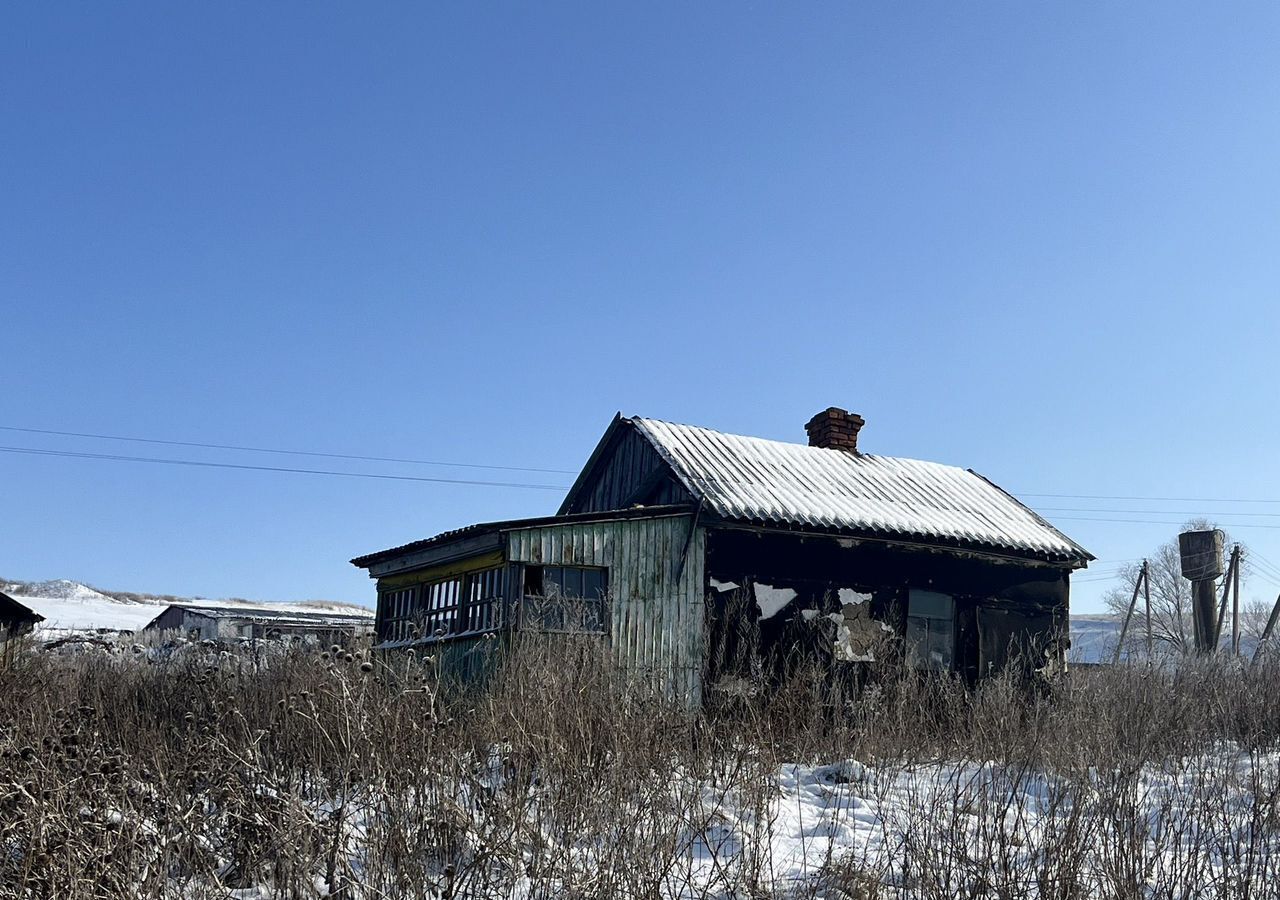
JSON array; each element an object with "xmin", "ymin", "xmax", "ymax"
[
  {"xmin": 1114, "ymin": 560, "xmax": 1150, "ymax": 665},
  {"xmin": 1213, "ymin": 545, "xmax": 1241, "ymax": 652},
  {"xmin": 1254, "ymin": 591, "xmax": 1280, "ymax": 663}
]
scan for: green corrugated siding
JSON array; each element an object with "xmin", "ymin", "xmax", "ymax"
[
  {"xmin": 505, "ymin": 515, "xmax": 704, "ymax": 702},
  {"xmin": 378, "ymin": 634, "xmax": 504, "ymax": 688}
]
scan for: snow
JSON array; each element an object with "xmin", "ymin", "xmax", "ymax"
[
  {"xmin": 680, "ymin": 749, "xmax": 1280, "ymax": 895},
  {"xmin": 11, "ymin": 578, "xmax": 118, "ymax": 602},
  {"xmin": 177, "ymin": 748, "xmax": 1279, "ymax": 897},
  {"xmin": 631, "ymin": 416, "xmax": 1090, "ymax": 561},
  {"xmin": 14, "ymin": 593, "xmax": 160, "ymax": 635},
  {"xmin": 753, "ymin": 582, "xmax": 797, "ymax": 620},
  {"xmin": 1068, "ymin": 614, "xmax": 1261, "ymax": 664},
  {"xmin": 708, "ymin": 578, "xmax": 739, "ymax": 592},
  {"xmin": 838, "ymin": 588, "xmax": 872, "ymax": 606}
]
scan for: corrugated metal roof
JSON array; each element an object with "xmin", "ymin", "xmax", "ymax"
[
  {"xmin": 350, "ymin": 504, "xmax": 696, "ymax": 568},
  {"xmin": 171, "ymin": 604, "xmax": 373, "ymax": 624},
  {"xmin": 631, "ymin": 417, "xmax": 1091, "ymax": 563}
]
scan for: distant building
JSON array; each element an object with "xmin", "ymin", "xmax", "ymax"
[
  {"xmin": 144, "ymin": 604, "xmax": 374, "ymax": 646},
  {"xmin": 352, "ymin": 408, "xmax": 1093, "ymax": 698},
  {"xmin": 0, "ymin": 591, "xmax": 44, "ymax": 640},
  {"xmin": 1, "ymin": 591, "xmax": 45, "ymax": 663}
]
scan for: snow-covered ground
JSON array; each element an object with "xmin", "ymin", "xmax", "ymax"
[
  {"xmin": 3, "ymin": 578, "xmax": 371, "ymax": 639},
  {"xmin": 1069, "ymin": 613, "xmax": 1124, "ymax": 664},
  {"xmin": 163, "ymin": 748, "xmax": 1280, "ymax": 898},
  {"xmin": 1069, "ymin": 613, "xmax": 1260, "ymax": 663},
  {"xmin": 681, "ymin": 750, "xmax": 1280, "ymax": 896}
]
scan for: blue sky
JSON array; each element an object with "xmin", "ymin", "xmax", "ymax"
[{"xmin": 4, "ymin": 3, "xmax": 1280, "ymax": 612}]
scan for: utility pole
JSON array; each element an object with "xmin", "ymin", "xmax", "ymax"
[
  {"xmin": 1232, "ymin": 548, "xmax": 1242, "ymax": 655},
  {"xmin": 1179, "ymin": 529, "xmax": 1225, "ymax": 655},
  {"xmin": 1213, "ymin": 545, "xmax": 1240, "ymax": 652},
  {"xmin": 1144, "ymin": 561, "xmax": 1153, "ymax": 657},
  {"xmin": 1114, "ymin": 560, "xmax": 1149, "ymax": 665},
  {"xmin": 1253, "ymin": 591, "xmax": 1280, "ymax": 663}
]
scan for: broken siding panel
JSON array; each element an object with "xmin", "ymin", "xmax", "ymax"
[{"xmin": 504, "ymin": 515, "xmax": 703, "ymax": 700}]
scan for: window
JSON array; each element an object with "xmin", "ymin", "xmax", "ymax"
[
  {"xmin": 421, "ymin": 578, "xmax": 463, "ymax": 638},
  {"xmin": 376, "ymin": 567, "xmax": 505, "ymax": 644},
  {"xmin": 905, "ymin": 589, "xmax": 954, "ymax": 671},
  {"xmin": 377, "ymin": 586, "xmax": 418, "ymax": 642},
  {"xmin": 522, "ymin": 565, "xmax": 608, "ymax": 633},
  {"xmin": 460, "ymin": 567, "xmax": 504, "ymax": 634}
]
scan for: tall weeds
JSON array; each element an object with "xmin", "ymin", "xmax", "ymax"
[{"xmin": 2, "ymin": 639, "xmax": 1279, "ymax": 898}]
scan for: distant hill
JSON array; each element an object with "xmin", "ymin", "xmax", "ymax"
[
  {"xmin": 1068, "ymin": 612, "xmax": 1260, "ymax": 663},
  {"xmin": 1, "ymin": 577, "xmax": 371, "ymax": 637}
]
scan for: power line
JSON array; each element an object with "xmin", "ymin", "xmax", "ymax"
[
  {"xmin": 0, "ymin": 424, "xmax": 579, "ymax": 475},
  {"xmin": 1050, "ymin": 515, "xmax": 1280, "ymax": 531},
  {"xmin": 1243, "ymin": 549, "xmax": 1280, "ymax": 583},
  {"xmin": 0, "ymin": 445, "xmax": 571, "ymax": 491},
  {"xmin": 1021, "ymin": 491, "xmax": 1280, "ymax": 505},
  {"xmin": 1036, "ymin": 505, "xmax": 1280, "ymax": 519},
  {"xmin": 1246, "ymin": 564, "xmax": 1280, "ymax": 590}
]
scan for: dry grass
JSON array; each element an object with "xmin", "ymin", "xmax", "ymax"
[{"xmin": 2, "ymin": 636, "xmax": 1280, "ymax": 898}]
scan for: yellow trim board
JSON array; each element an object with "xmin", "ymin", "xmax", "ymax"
[{"xmin": 378, "ymin": 550, "xmax": 506, "ymax": 590}]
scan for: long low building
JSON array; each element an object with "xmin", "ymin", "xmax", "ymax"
[{"xmin": 144, "ymin": 604, "xmax": 374, "ymax": 645}]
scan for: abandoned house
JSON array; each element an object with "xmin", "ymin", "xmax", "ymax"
[
  {"xmin": 351, "ymin": 409, "xmax": 1093, "ymax": 699},
  {"xmin": 144, "ymin": 604, "xmax": 374, "ymax": 645}
]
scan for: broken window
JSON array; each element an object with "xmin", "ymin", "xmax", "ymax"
[
  {"xmin": 459, "ymin": 567, "xmax": 505, "ymax": 634},
  {"xmin": 376, "ymin": 567, "xmax": 506, "ymax": 645},
  {"xmin": 905, "ymin": 589, "xmax": 954, "ymax": 671},
  {"xmin": 522, "ymin": 565, "xmax": 608, "ymax": 633},
  {"xmin": 377, "ymin": 586, "xmax": 418, "ymax": 642}
]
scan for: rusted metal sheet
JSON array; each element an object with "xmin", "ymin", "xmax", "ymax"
[
  {"xmin": 631, "ymin": 417, "xmax": 1090, "ymax": 563},
  {"xmin": 505, "ymin": 514, "xmax": 704, "ymax": 702}
]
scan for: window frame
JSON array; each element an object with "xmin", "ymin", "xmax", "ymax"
[
  {"xmin": 377, "ymin": 585, "xmax": 419, "ymax": 643},
  {"xmin": 905, "ymin": 589, "xmax": 956, "ymax": 672},
  {"xmin": 520, "ymin": 564, "xmax": 609, "ymax": 634},
  {"xmin": 376, "ymin": 566, "xmax": 507, "ymax": 646}
]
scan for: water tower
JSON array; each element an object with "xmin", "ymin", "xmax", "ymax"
[{"xmin": 1178, "ymin": 529, "xmax": 1224, "ymax": 653}]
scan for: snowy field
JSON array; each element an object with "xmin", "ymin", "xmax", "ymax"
[{"xmin": 1069, "ymin": 613, "xmax": 1260, "ymax": 663}]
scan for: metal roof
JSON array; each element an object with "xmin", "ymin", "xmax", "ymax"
[
  {"xmin": 350, "ymin": 504, "xmax": 696, "ymax": 568},
  {"xmin": 0, "ymin": 590, "xmax": 44, "ymax": 625},
  {"xmin": 166, "ymin": 604, "xmax": 373, "ymax": 624},
  {"xmin": 631, "ymin": 417, "xmax": 1092, "ymax": 564}
]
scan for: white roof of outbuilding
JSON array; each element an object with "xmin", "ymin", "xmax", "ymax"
[{"xmin": 630, "ymin": 417, "xmax": 1091, "ymax": 564}]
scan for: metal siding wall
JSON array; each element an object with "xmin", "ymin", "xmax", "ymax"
[{"xmin": 505, "ymin": 516, "xmax": 704, "ymax": 701}]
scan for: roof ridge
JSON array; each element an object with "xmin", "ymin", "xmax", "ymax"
[
  {"xmin": 628, "ymin": 414, "xmax": 976, "ymax": 473},
  {"xmin": 629, "ymin": 416, "xmax": 1091, "ymax": 564}
]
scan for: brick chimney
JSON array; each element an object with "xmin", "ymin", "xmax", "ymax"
[{"xmin": 805, "ymin": 407, "xmax": 865, "ymax": 453}]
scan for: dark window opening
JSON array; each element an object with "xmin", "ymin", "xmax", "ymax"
[
  {"xmin": 522, "ymin": 565, "xmax": 608, "ymax": 633},
  {"xmin": 377, "ymin": 586, "xmax": 418, "ymax": 642},
  {"xmin": 905, "ymin": 589, "xmax": 954, "ymax": 671}
]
